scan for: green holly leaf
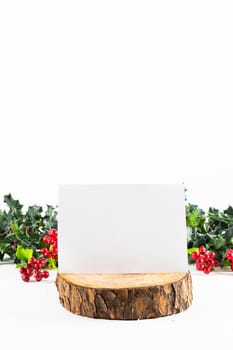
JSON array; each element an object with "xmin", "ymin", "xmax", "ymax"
[
  {"xmin": 213, "ymin": 236, "xmax": 226, "ymax": 249},
  {"xmin": 187, "ymin": 247, "xmax": 199, "ymax": 255},
  {"xmin": 15, "ymin": 245, "xmax": 33, "ymax": 262},
  {"xmin": 16, "ymin": 263, "xmax": 25, "ymax": 268},
  {"xmin": 47, "ymin": 257, "xmax": 58, "ymax": 270},
  {"xmin": 4, "ymin": 194, "xmax": 23, "ymax": 211}
]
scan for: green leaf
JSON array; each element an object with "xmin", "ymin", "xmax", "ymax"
[
  {"xmin": 187, "ymin": 247, "xmax": 199, "ymax": 255},
  {"xmin": 4, "ymin": 193, "xmax": 23, "ymax": 211},
  {"xmin": 223, "ymin": 206, "xmax": 233, "ymax": 217},
  {"xmin": 16, "ymin": 263, "xmax": 25, "ymax": 268},
  {"xmin": 213, "ymin": 236, "xmax": 226, "ymax": 249},
  {"xmin": 0, "ymin": 242, "xmax": 10, "ymax": 253},
  {"xmin": 26, "ymin": 205, "xmax": 43, "ymax": 220},
  {"xmin": 223, "ymin": 259, "xmax": 231, "ymax": 267},
  {"xmin": 4, "ymin": 193, "xmax": 23, "ymax": 209},
  {"xmin": 47, "ymin": 257, "xmax": 58, "ymax": 270},
  {"xmin": 15, "ymin": 245, "xmax": 33, "ymax": 262},
  {"xmin": 186, "ymin": 203, "xmax": 205, "ymax": 228},
  {"xmin": 11, "ymin": 221, "xmax": 19, "ymax": 234}
]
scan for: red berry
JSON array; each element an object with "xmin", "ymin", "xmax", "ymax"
[
  {"xmin": 196, "ymin": 256, "xmax": 205, "ymax": 264},
  {"xmin": 49, "ymin": 238, "xmax": 54, "ymax": 245},
  {"xmin": 34, "ymin": 262, "xmax": 41, "ymax": 270},
  {"xmin": 26, "ymin": 268, "xmax": 34, "ymax": 276},
  {"xmin": 50, "ymin": 245, "xmax": 58, "ymax": 255},
  {"xmin": 44, "ymin": 251, "xmax": 52, "ymax": 259},
  {"xmin": 43, "ymin": 235, "xmax": 50, "ymax": 244},
  {"xmin": 48, "ymin": 229, "xmax": 57, "ymax": 238},
  {"xmin": 199, "ymin": 246, "xmax": 206, "ymax": 255},
  {"xmin": 38, "ymin": 259, "xmax": 46, "ymax": 267},
  {"xmin": 208, "ymin": 252, "xmax": 216, "ymax": 260},
  {"xmin": 205, "ymin": 261, "xmax": 213, "ymax": 268},
  {"xmin": 226, "ymin": 254, "xmax": 232, "ymax": 262},
  {"xmin": 214, "ymin": 260, "xmax": 219, "ymax": 267},
  {"xmin": 19, "ymin": 267, "xmax": 26, "ymax": 274},
  {"xmin": 41, "ymin": 247, "xmax": 48, "ymax": 256},
  {"xmin": 226, "ymin": 250, "xmax": 233, "ymax": 261},
  {"xmin": 196, "ymin": 263, "xmax": 205, "ymax": 271},
  {"xmin": 203, "ymin": 267, "xmax": 211, "ymax": 274},
  {"xmin": 41, "ymin": 270, "xmax": 49, "ymax": 279},
  {"xmin": 190, "ymin": 252, "xmax": 198, "ymax": 261},
  {"xmin": 34, "ymin": 272, "xmax": 42, "ymax": 281},
  {"xmin": 21, "ymin": 274, "xmax": 30, "ymax": 282},
  {"xmin": 28, "ymin": 257, "xmax": 37, "ymax": 266},
  {"xmin": 203, "ymin": 253, "xmax": 209, "ymax": 260}
]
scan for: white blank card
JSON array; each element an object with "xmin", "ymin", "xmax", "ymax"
[{"xmin": 58, "ymin": 184, "xmax": 188, "ymax": 273}]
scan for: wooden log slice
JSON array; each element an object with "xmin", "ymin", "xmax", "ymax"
[{"xmin": 56, "ymin": 271, "xmax": 192, "ymax": 320}]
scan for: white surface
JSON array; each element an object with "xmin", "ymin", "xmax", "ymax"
[
  {"xmin": 0, "ymin": 1, "xmax": 233, "ymax": 212},
  {"xmin": 58, "ymin": 184, "xmax": 188, "ymax": 273},
  {"xmin": 0, "ymin": 264, "xmax": 233, "ymax": 350}
]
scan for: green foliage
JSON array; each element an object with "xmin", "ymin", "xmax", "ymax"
[
  {"xmin": 47, "ymin": 257, "xmax": 58, "ymax": 270},
  {"xmin": 1, "ymin": 192, "xmax": 232, "ymax": 270},
  {"xmin": 15, "ymin": 245, "xmax": 33, "ymax": 262},
  {"xmin": 0, "ymin": 194, "xmax": 57, "ymax": 262},
  {"xmin": 187, "ymin": 204, "xmax": 233, "ymax": 267},
  {"xmin": 186, "ymin": 204, "xmax": 205, "ymax": 231}
]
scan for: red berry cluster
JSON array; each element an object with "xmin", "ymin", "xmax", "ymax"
[
  {"xmin": 225, "ymin": 249, "xmax": 233, "ymax": 271},
  {"xmin": 19, "ymin": 257, "xmax": 49, "ymax": 282},
  {"xmin": 19, "ymin": 228, "xmax": 58, "ymax": 282},
  {"xmin": 190, "ymin": 246, "xmax": 219, "ymax": 274},
  {"xmin": 41, "ymin": 228, "xmax": 58, "ymax": 262}
]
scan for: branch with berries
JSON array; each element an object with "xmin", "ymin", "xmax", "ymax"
[
  {"xmin": 16, "ymin": 228, "xmax": 58, "ymax": 282},
  {"xmin": 189, "ymin": 246, "xmax": 233, "ymax": 274}
]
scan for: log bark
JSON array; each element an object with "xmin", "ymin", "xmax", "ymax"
[{"xmin": 56, "ymin": 271, "xmax": 192, "ymax": 320}]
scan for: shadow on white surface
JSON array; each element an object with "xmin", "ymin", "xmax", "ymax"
[{"xmin": 0, "ymin": 264, "xmax": 233, "ymax": 349}]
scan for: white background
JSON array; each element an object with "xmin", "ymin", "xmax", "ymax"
[
  {"xmin": 0, "ymin": 1, "xmax": 233, "ymax": 211},
  {"xmin": 1, "ymin": 2, "xmax": 233, "ymax": 349}
]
